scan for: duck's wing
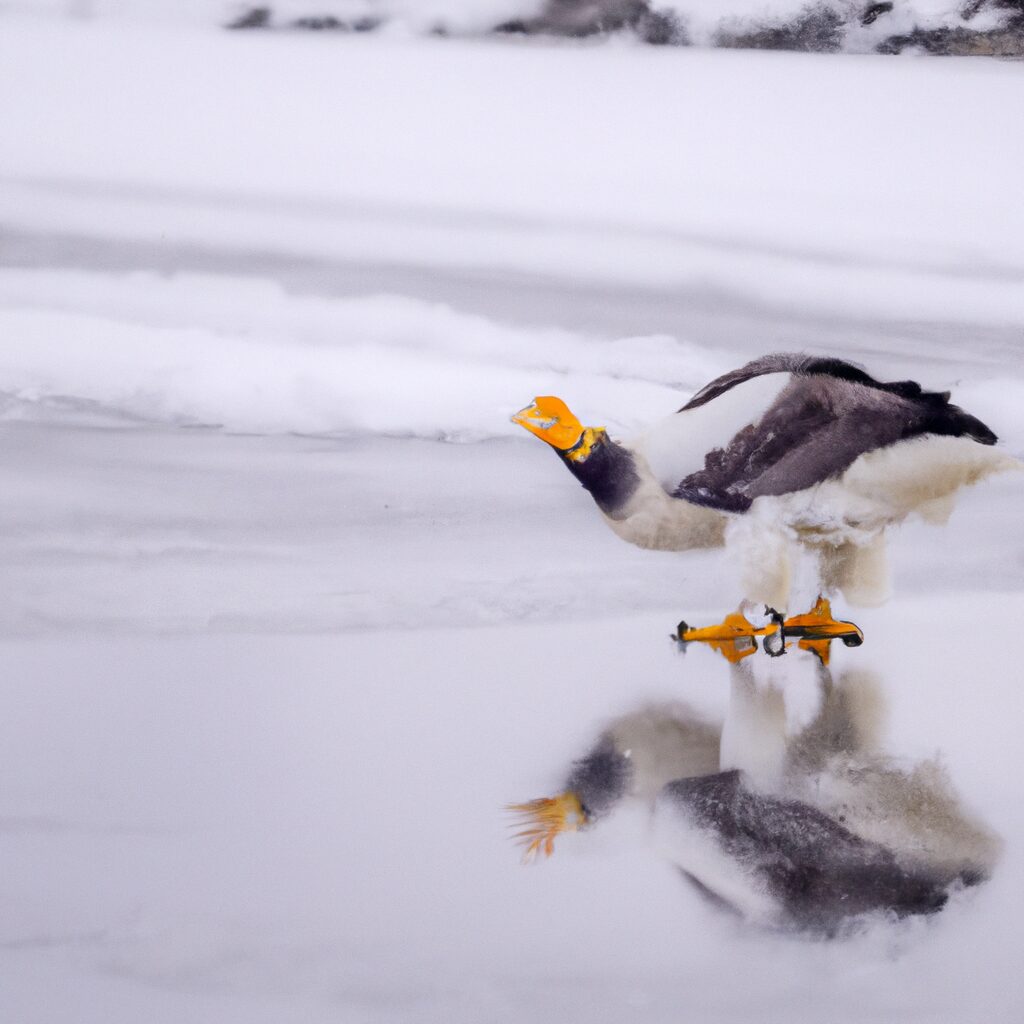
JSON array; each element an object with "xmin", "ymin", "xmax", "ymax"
[{"xmin": 670, "ymin": 355, "xmax": 997, "ymax": 513}]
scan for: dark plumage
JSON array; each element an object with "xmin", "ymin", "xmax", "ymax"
[
  {"xmin": 674, "ymin": 354, "xmax": 997, "ymax": 514},
  {"xmin": 663, "ymin": 769, "xmax": 954, "ymax": 930},
  {"xmin": 565, "ymin": 735, "xmax": 633, "ymax": 820},
  {"xmin": 562, "ymin": 433, "xmax": 642, "ymax": 516}
]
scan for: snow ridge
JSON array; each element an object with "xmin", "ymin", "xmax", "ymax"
[{"xmin": 0, "ymin": 269, "xmax": 725, "ymax": 438}]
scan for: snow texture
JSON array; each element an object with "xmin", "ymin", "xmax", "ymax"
[{"xmin": 1, "ymin": 11, "xmax": 1023, "ymax": 1024}]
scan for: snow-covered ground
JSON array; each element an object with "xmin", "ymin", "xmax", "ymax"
[{"xmin": 2, "ymin": 12, "xmax": 1024, "ymax": 1023}]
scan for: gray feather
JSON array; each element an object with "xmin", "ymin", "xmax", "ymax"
[{"xmin": 673, "ymin": 355, "xmax": 997, "ymax": 512}]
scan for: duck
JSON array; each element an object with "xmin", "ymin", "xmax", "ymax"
[
  {"xmin": 509, "ymin": 658, "xmax": 998, "ymax": 932},
  {"xmin": 513, "ymin": 353, "xmax": 1014, "ymax": 611}
]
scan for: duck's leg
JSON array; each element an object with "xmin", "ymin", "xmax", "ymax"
[
  {"xmin": 725, "ymin": 517, "xmax": 793, "ymax": 613},
  {"xmin": 820, "ymin": 535, "xmax": 890, "ymax": 608},
  {"xmin": 674, "ymin": 598, "xmax": 864, "ymax": 664}
]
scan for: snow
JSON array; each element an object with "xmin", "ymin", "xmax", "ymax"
[
  {"xmin": 0, "ymin": 269, "xmax": 727, "ymax": 439},
  {"xmin": 3, "ymin": 18, "xmax": 1024, "ymax": 328},
  {"xmin": 2, "ymin": 11, "xmax": 1024, "ymax": 1024}
]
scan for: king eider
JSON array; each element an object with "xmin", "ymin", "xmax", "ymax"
[{"xmin": 513, "ymin": 353, "xmax": 1014, "ymax": 609}]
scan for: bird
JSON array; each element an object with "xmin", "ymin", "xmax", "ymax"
[
  {"xmin": 508, "ymin": 659, "xmax": 998, "ymax": 932},
  {"xmin": 512, "ymin": 353, "xmax": 1014, "ymax": 613}
]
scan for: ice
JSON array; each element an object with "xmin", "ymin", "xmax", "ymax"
[{"xmin": 2, "ymin": 11, "xmax": 1024, "ymax": 1024}]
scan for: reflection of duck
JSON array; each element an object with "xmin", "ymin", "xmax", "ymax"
[
  {"xmin": 511, "ymin": 703, "xmax": 720, "ymax": 859},
  {"xmin": 514, "ymin": 354, "xmax": 1013, "ymax": 610},
  {"xmin": 780, "ymin": 664, "xmax": 1000, "ymax": 887},
  {"xmin": 510, "ymin": 658, "xmax": 998, "ymax": 931}
]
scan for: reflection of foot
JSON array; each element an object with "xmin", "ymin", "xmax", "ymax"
[
  {"xmin": 507, "ymin": 792, "xmax": 587, "ymax": 862},
  {"xmin": 675, "ymin": 599, "xmax": 862, "ymax": 665},
  {"xmin": 675, "ymin": 611, "xmax": 768, "ymax": 664}
]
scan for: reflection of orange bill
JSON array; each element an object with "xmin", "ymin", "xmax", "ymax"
[
  {"xmin": 506, "ymin": 791, "xmax": 586, "ymax": 862},
  {"xmin": 676, "ymin": 611, "xmax": 776, "ymax": 664},
  {"xmin": 676, "ymin": 598, "xmax": 863, "ymax": 666}
]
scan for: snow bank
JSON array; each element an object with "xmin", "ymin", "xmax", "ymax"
[
  {"xmin": 4, "ymin": 268, "xmax": 1021, "ymax": 453},
  {"xmin": 0, "ymin": 268, "xmax": 729, "ymax": 438}
]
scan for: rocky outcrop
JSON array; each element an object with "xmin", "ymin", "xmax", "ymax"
[
  {"xmin": 228, "ymin": 5, "xmax": 381, "ymax": 32},
  {"xmin": 715, "ymin": 8, "xmax": 844, "ymax": 52},
  {"xmin": 494, "ymin": 0, "xmax": 685, "ymax": 44},
  {"xmin": 225, "ymin": 1, "xmax": 1024, "ymax": 56},
  {"xmin": 868, "ymin": 0, "xmax": 1023, "ymax": 53},
  {"xmin": 878, "ymin": 25, "xmax": 1024, "ymax": 54}
]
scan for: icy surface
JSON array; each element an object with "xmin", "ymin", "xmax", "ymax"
[{"xmin": 2, "ymin": 13, "xmax": 1024, "ymax": 1024}]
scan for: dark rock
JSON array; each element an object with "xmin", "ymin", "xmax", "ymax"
[
  {"xmin": 290, "ymin": 15, "xmax": 382, "ymax": 32},
  {"xmin": 878, "ymin": 25, "xmax": 1024, "ymax": 54},
  {"xmin": 495, "ymin": 0, "xmax": 685, "ymax": 42},
  {"xmin": 996, "ymin": 0, "xmax": 1024, "ymax": 29},
  {"xmin": 226, "ymin": 6, "xmax": 382, "ymax": 32},
  {"xmin": 861, "ymin": 2, "xmax": 893, "ymax": 26},
  {"xmin": 716, "ymin": 7, "xmax": 844, "ymax": 52},
  {"xmin": 961, "ymin": 0, "xmax": 989, "ymax": 19},
  {"xmin": 637, "ymin": 9, "xmax": 687, "ymax": 45},
  {"xmin": 227, "ymin": 6, "xmax": 271, "ymax": 30}
]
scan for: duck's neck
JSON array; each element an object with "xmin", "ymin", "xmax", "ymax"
[
  {"xmin": 560, "ymin": 432, "xmax": 641, "ymax": 518},
  {"xmin": 574, "ymin": 441, "xmax": 729, "ymax": 552}
]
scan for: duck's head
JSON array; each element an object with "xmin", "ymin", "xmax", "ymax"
[
  {"xmin": 511, "ymin": 396, "xmax": 605, "ymax": 463},
  {"xmin": 512, "ymin": 396, "xmax": 641, "ymax": 516}
]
